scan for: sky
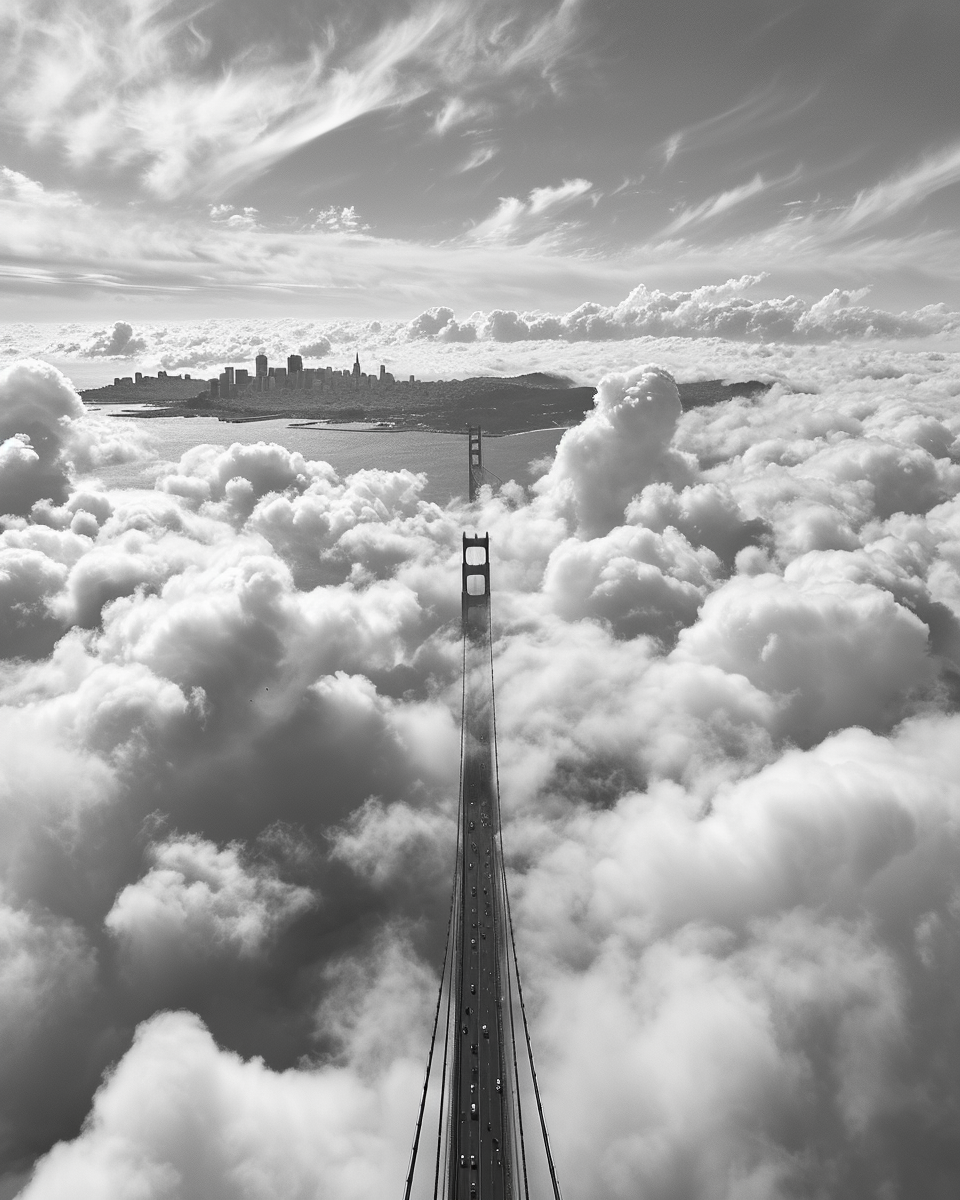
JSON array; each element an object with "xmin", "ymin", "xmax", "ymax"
[
  {"xmin": 1, "ymin": 0, "xmax": 960, "ymax": 319},
  {"xmin": 5, "ymin": 3, "xmax": 960, "ymax": 1199}
]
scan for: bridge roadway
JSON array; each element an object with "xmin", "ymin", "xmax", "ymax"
[{"xmin": 449, "ymin": 537, "xmax": 516, "ymax": 1200}]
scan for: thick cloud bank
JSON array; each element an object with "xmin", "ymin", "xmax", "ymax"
[
  {"xmin": 3, "ymin": 346, "xmax": 960, "ymax": 1199},
  {"xmin": 4, "ymin": 278, "xmax": 959, "ymax": 387},
  {"xmin": 405, "ymin": 277, "xmax": 960, "ymax": 345}
]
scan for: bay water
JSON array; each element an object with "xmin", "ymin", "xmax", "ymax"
[{"xmin": 83, "ymin": 406, "xmax": 565, "ymax": 505}]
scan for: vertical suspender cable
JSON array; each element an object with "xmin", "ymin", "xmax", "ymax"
[
  {"xmin": 404, "ymin": 628, "xmax": 468, "ymax": 1200},
  {"xmin": 431, "ymin": 626, "xmax": 469, "ymax": 1200},
  {"xmin": 402, "ymin": 868, "xmax": 457, "ymax": 1200}
]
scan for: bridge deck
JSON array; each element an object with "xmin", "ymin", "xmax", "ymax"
[{"xmin": 449, "ymin": 535, "xmax": 516, "ymax": 1200}]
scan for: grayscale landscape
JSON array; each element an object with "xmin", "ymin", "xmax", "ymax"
[{"xmin": 1, "ymin": 2, "xmax": 960, "ymax": 1199}]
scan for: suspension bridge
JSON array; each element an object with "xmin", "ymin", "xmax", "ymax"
[{"xmin": 403, "ymin": 429, "xmax": 563, "ymax": 1200}]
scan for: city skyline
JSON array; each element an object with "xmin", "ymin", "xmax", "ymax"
[{"xmin": 204, "ymin": 352, "xmax": 402, "ymax": 398}]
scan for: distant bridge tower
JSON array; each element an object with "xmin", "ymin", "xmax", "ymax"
[
  {"xmin": 467, "ymin": 427, "xmax": 503, "ymax": 502},
  {"xmin": 401, "ymin": 447, "xmax": 563, "ymax": 1200},
  {"xmin": 468, "ymin": 427, "xmax": 484, "ymax": 503}
]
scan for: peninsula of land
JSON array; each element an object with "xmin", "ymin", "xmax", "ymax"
[{"xmin": 80, "ymin": 355, "xmax": 770, "ymax": 436}]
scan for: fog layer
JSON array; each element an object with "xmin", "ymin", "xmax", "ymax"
[{"xmin": 2, "ymin": 346, "xmax": 960, "ymax": 1199}]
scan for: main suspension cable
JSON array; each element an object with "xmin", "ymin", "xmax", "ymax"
[
  {"xmin": 432, "ymin": 892, "xmax": 457, "ymax": 1200},
  {"xmin": 487, "ymin": 601, "xmax": 531, "ymax": 1200},
  {"xmin": 488, "ymin": 596, "xmax": 563, "ymax": 1200},
  {"xmin": 503, "ymin": 882, "xmax": 563, "ymax": 1200}
]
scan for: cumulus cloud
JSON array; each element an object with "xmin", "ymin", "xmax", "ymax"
[
  {"xmin": 672, "ymin": 571, "xmax": 936, "ymax": 744},
  {"xmin": 17, "ymin": 1009, "xmax": 415, "ymax": 1200},
  {"xmin": 404, "ymin": 307, "xmax": 479, "ymax": 343},
  {"xmin": 106, "ymin": 835, "xmax": 316, "ymax": 970},
  {"xmin": 535, "ymin": 365, "xmax": 695, "ymax": 536},
  {"xmin": 0, "ymin": 360, "xmax": 86, "ymax": 515},
  {"xmin": 309, "ymin": 207, "xmax": 369, "ymax": 235},
  {"xmin": 297, "ymin": 338, "xmax": 332, "ymax": 359},
  {"xmin": 86, "ymin": 323, "xmax": 147, "ymax": 358},
  {"xmin": 209, "ymin": 205, "xmax": 260, "ymax": 231},
  {"xmin": 541, "ymin": 522, "xmax": 720, "ymax": 645},
  {"xmin": 3, "ymin": 338, "xmax": 960, "ymax": 1199}
]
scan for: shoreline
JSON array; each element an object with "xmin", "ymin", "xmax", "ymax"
[
  {"xmin": 283, "ymin": 421, "xmax": 567, "ymax": 437},
  {"xmin": 86, "ymin": 377, "xmax": 770, "ymax": 437},
  {"xmin": 105, "ymin": 411, "xmax": 571, "ymax": 437},
  {"xmin": 99, "ymin": 407, "xmax": 571, "ymax": 436}
]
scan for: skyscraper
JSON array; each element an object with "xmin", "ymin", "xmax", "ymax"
[
  {"xmin": 255, "ymin": 354, "xmax": 268, "ymax": 377},
  {"xmin": 287, "ymin": 354, "xmax": 303, "ymax": 374}
]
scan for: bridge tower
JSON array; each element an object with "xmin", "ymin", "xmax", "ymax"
[
  {"xmin": 468, "ymin": 427, "xmax": 484, "ymax": 503},
  {"xmin": 451, "ymin": 531, "xmax": 514, "ymax": 1200},
  {"xmin": 401, "ymin": 436, "xmax": 563, "ymax": 1200}
]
